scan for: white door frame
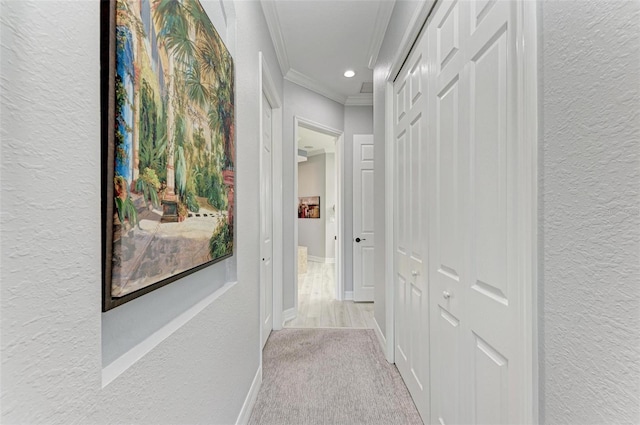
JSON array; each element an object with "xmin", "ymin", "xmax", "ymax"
[
  {"xmin": 383, "ymin": 1, "xmax": 539, "ymax": 422},
  {"xmin": 259, "ymin": 52, "xmax": 283, "ymax": 350},
  {"xmin": 293, "ymin": 116, "xmax": 345, "ymax": 312}
]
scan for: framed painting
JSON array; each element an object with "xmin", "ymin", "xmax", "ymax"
[
  {"xmin": 101, "ymin": 0, "xmax": 235, "ymax": 311},
  {"xmin": 298, "ymin": 196, "xmax": 321, "ymax": 219}
]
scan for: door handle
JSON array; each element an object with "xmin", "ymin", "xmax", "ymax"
[
  {"xmin": 355, "ymin": 237, "xmax": 366, "ymax": 243},
  {"xmin": 443, "ymin": 291, "xmax": 451, "ymax": 300},
  {"xmin": 411, "ymin": 270, "xmax": 419, "ymax": 277}
]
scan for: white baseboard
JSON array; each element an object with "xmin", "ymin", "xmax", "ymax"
[
  {"xmin": 236, "ymin": 365, "xmax": 262, "ymax": 425},
  {"xmin": 344, "ymin": 291, "xmax": 353, "ymax": 301},
  {"xmin": 373, "ymin": 316, "xmax": 390, "ymax": 362},
  {"xmin": 283, "ymin": 307, "xmax": 297, "ymax": 325}
]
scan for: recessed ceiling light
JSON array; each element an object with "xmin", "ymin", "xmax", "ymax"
[{"xmin": 344, "ymin": 70, "xmax": 356, "ymax": 78}]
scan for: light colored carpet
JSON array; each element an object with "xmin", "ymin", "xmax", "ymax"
[{"xmin": 248, "ymin": 328, "xmax": 424, "ymax": 425}]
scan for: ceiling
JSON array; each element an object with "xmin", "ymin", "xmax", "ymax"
[
  {"xmin": 261, "ymin": 0, "xmax": 396, "ymax": 105},
  {"xmin": 298, "ymin": 126, "xmax": 337, "ymax": 156}
]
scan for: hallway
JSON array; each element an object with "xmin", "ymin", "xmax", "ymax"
[
  {"xmin": 249, "ymin": 328, "xmax": 422, "ymax": 425},
  {"xmin": 285, "ymin": 262, "xmax": 374, "ymax": 329},
  {"xmin": 1, "ymin": 0, "xmax": 638, "ymax": 424}
]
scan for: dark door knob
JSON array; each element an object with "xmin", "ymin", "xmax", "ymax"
[{"xmin": 355, "ymin": 237, "xmax": 366, "ymax": 243}]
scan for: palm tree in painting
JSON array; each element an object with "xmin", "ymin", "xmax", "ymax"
[{"xmin": 152, "ymin": 0, "xmax": 233, "ymax": 220}]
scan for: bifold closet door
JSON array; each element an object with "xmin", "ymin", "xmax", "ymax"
[
  {"xmin": 392, "ymin": 0, "xmax": 529, "ymax": 424},
  {"xmin": 427, "ymin": 0, "xmax": 525, "ymax": 424},
  {"xmin": 393, "ymin": 25, "xmax": 430, "ymax": 422}
]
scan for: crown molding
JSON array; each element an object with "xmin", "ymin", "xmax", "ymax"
[
  {"xmin": 367, "ymin": 0, "xmax": 396, "ymax": 69},
  {"xmin": 345, "ymin": 93, "xmax": 373, "ymax": 106},
  {"xmin": 260, "ymin": 0, "xmax": 290, "ymax": 75},
  {"xmin": 285, "ymin": 68, "xmax": 347, "ymax": 105}
]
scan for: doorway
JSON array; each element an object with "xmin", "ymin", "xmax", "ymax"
[{"xmin": 285, "ymin": 118, "xmax": 373, "ymax": 328}]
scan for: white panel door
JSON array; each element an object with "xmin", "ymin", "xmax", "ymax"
[
  {"xmin": 426, "ymin": 0, "xmax": 525, "ymax": 424},
  {"xmin": 427, "ymin": 2, "xmax": 467, "ymax": 423},
  {"xmin": 393, "ymin": 34, "xmax": 430, "ymax": 421},
  {"xmin": 260, "ymin": 92, "xmax": 273, "ymax": 349},
  {"xmin": 391, "ymin": 1, "xmax": 530, "ymax": 423},
  {"xmin": 353, "ymin": 134, "xmax": 375, "ymax": 302}
]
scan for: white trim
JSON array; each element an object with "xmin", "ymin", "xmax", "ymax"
[
  {"xmin": 344, "ymin": 291, "xmax": 353, "ymax": 301},
  {"xmin": 386, "ymin": 0, "xmax": 437, "ymax": 82},
  {"xmin": 336, "ymin": 134, "xmax": 345, "ymax": 301},
  {"xmin": 517, "ymin": 2, "xmax": 539, "ymax": 423},
  {"xmin": 384, "ymin": 81, "xmax": 395, "ymax": 363},
  {"xmin": 102, "ymin": 281, "xmax": 236, "ymax": 387},
  {"xmin": 367, "ymin": 0, "xmax": 397, "ymax": 69},
  {"xmin": 373, "ymin": 316, "xmax": 389, "ymax": 362},
  {"xmin": 286, "ymin": 69, "xmax": 347, "ymax": 105},
  {"xmin": 294, "ymin": 116, "xmax": 345, "ymax": 305},
  {"xmin": 260, "ymin": 1, "xmax": 289, "ymax": 76},
  {"xmin": 283, "ymin": 307, "xmax": 297, "ymax": 325},
  {"xmin": 259, "ymin": 0, "xmax": 377, "ymax": 106},
  {"xmin": 345, "ymin": 94, "xmax": 374, "ymax": 106},
  {"xmin": 235, "ymin": 365, "xmax": 262, "ymax": 425},
  {"xmin": 259, "ymin": 52, "xmax": 284, "ymax": 344}
]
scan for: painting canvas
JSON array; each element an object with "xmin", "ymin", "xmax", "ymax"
[
  {"xmin": 298, "ymin": 196, "xmax": 321, "ymax": 219},
  {"xmin": 102, "ymin": 0, "xmax": 235, "ymax": 311}
]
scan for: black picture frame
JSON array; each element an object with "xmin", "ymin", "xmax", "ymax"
[{"xmin": 101, "ymin": 0, "xmax": 235, "ymax": 311}]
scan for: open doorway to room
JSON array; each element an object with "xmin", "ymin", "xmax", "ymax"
[{"xmin": 285, "ymin": 118, "xmax": 373, "ymax": 329}]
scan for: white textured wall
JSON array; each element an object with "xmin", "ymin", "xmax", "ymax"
[
  {"xmin": 282, "ymin": 81, "xmax": 344, "ymax": 310},
  {"xmin": 343, "ymin": 106, "xmax": 373, "ymax": 293},
  {"xmin": 0, "ymin": 0, "xmax": 283, "ymax": 423},
  {"xmin": 539, "ymin": 1, "xmax": 640, "ymax": 423},
  {"xmin": 372, "ymin": 0, "xmax": 420, "ymax": 336},
  {"xmin": 298, "ymin": 154, "xmax": 326, "ymax": 258}
]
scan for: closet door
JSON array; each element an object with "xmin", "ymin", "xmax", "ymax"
[
  {"xmin": 427, "ymin": 1, "xmax": 468, "ymax": 423},
  {"xmin": 393, "ymin": 28, "xmax": 430, "ymax": 422},
  {"xmin": 427, "ymin": 0, "xmax": 525, "ymax": 424}
]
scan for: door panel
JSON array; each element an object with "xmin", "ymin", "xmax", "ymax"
[
  {"xmin": 261, "ymin": 92, "xmax": 273, "ymax": 349},
  {"xmin": 353, "ymin": 134, "xmax": 375, "ymax": 302},
  {"xmin": 473, "ymin": 333, "xmax": 508, "ymax": 425},
  {"xmin": 394, "ymin": 32, "xmax": 430, "ymax": 422},
  {"xmin": 434, "ymin": 306, "xmax": 461, "ymax": 425},
  {"xmin": 466, "ymin": 3, "xmax": 521, "ymax": 423},
  {"xmin": 393, "ymin": 2, "xmax": 527, "ymax": 424}
]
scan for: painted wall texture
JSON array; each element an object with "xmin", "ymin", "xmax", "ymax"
[
  {"xmin": 298, "ymin": 154, "xmax": 327, "ymax": 259},
  {"xmin": 0, "ymin": 0, "xmax": 283, "ymax": 423},
  {"xmin": 539, "ymin": 1, "xmax": 640, "ymax": 423}
]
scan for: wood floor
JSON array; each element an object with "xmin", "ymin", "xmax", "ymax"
[{"xmin": 285, "ymin": 261, "xmax": 374, "ymax": 329}]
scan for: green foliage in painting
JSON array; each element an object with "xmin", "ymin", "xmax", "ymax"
[
  {"xmin": 186, "ymin": 191, "xmax": 200, "ymax": 213},
  {"xmin": 135, "ymin": 167, "xmax": 161, "ymax": 208},
  {"xmin": 139, "ymin": 80, "xmax": 167, "ymax": 181},
  {"xmin": 114, "ymin": 176, "xmax": 138, "ymax": 227},
  {"xmin": 209, "ymin": 221, "xmax": 232, "ymax": 259}
]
